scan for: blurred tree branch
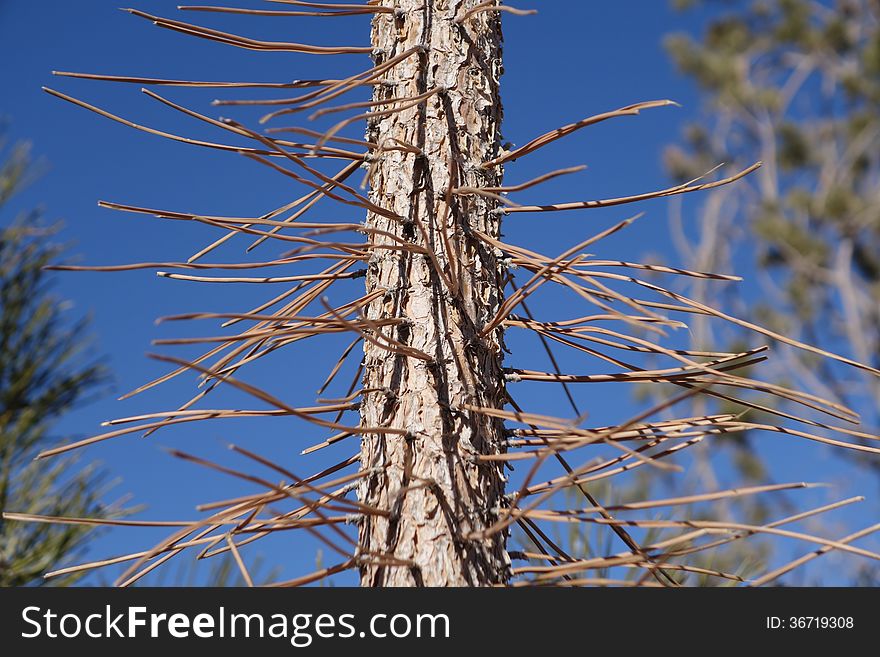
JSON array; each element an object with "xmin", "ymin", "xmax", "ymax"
[{"xmin": 0, "ymin": 129, "xmax": 129, "ymax": 586}]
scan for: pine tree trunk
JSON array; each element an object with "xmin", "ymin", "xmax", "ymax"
[{"xmin": 358, "ymin": 0, "xmax": 509, "ymax": 587}]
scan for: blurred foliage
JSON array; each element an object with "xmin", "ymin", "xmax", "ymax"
[
  {"xmin": 642, "ymin": 0, "xmax": 880, "ymax": 583},
  {"xmin": 558, "ymin": 0, "xmax": 880, "ymax": 585},
  {"xmin": 0, "ymin": 132, "xmax": 127, "ymax": 586},
  {"xmin": 665, "ymin": 1, "xmax": 880, "ymax": 404}
]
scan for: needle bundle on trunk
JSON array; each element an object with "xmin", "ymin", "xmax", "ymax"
[{"xmin": 7, "ymin": 1, "xmax": 880, "ymax": 588}]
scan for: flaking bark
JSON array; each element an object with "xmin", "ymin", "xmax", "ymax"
[{"xmin": 358, "ymin": 0, "xmax": 509, "ymax": 586}]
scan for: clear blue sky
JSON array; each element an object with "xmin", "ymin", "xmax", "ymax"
[{"xmin": 1, "ymin": 1, "xmax": 875, "ymax": 586}]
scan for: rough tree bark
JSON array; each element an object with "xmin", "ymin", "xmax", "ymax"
[{"xmin": 358, "ymin": 0, "xmax": 509, "ymax": 586}]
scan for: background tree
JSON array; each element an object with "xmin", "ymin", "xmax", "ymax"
[
  {"xmin": 11, "ymin": 1, "xmax": 880, "ymax": 588},
  {"xmin": 0, "ymin": 133, "xmax": 122, "ymax": 586},
  {"xmin": 665, "ymin": 0, "xmax": 880, "ymax": 435},
  {"xmin": 633, "ymin": 0, "xmax": 880, "ymax": 582}
]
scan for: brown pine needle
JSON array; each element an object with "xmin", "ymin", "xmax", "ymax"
[
  {"xmin": 178, "ymin": 5, "xmax": 390, "ymax": 18},
  {"xmin": 52, "ymin": 70, "xmax": 345, "ymax": 88},
  {"xmin": 632, "ymin": 277, "xmax": 880, "ymax": 379},
  {"xmin": 752, "ymin": 522, "xmax": 880, "ymax": 587},
  {"xmin": 268, "ymin": 560, "xmax": 355, "ymax": 587},
  {"xmin": 225, "ymin": 534, "xmax": 254, "ymax": 587},
  {"xmin": 123, "ymin": 8, "xmax": 372, "ymax": 54},
  {"xmin": 459, "ymin": 165, "xmax": 586, "ymax": 195},
  {"xmin": 524, "ymin": 517, "xmax": 880, "ymax": 564},
  {"xmin": 1, "ymin": 513, "xmax": 203, "ymax": 528},
  {"xmin": 483, "ymin": 100, "xmax": 678, "ymax": 168},
  {"xmin": 249, "ymin": 46, "xmax": 423, "ymax": 117},
  {"xmin": 267, "ymin": 0, "xmax": 393, "ymax": 11},
  {"xmin": 311, "ymin": 86, "xmax": 446, "ymax": 150},
  {"xmin": 43, "ymin": 87, "xmax": 347, "ymax": 160},
  {"xmin": 456, "ymin": 1, "xmax": 538, "ymax": 23},
  {"xmin": 147, "ymin": 353, "xmax": 410, "ymax": 437},
  {"xmin": 499, "ymin": 162, "xmax": 763, "ymax": 214},
  {"xmin": 156, "ymin": 269, "xmax": 365, "ymax": 284}
]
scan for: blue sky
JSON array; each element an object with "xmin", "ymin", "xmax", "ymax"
[{"xmin": 1, "ymin": 1, "xmax": 876, "ymax": 586}]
